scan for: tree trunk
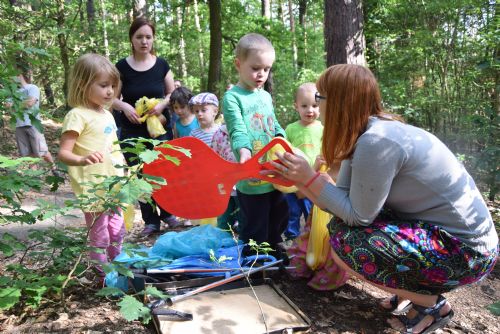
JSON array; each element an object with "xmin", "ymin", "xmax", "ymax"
[
  {"xmin": 277, "ymin": 0, "xmax": 285, "ymax": 25},
  {"xmin": 207, "ymin": 0, "xmax": 222, "ymax": 94},
  {"xmin": 56, "ymin": 0, "xmax": 70, "ymax": 101},
  {"xmin": 262, "ymin": 0, "xmax": 271, "ymax": 29},
  {"xmin": 99, "ymin": 0, "xmax": 109, "ymax": 58},
  {"xmin": 261, "ymin": 0, "xmax": 271, "ymax": 18},
  {"xmin": 324, "ymin": 0, "xmax": 366, "ymax": 66},
  {"xmin": 40, "ymin": 68, "xmax": 55, "ymax": 107},
  {"xmin": 288, "ymin": 0, "xmax": 297, "ymax": 71},
  {"xmin": 264, "ymin": 70, "xmax": 274, "ymax": 102},
  {"xmin": 133, "ymin": 0, "xmax": 147, "ymax": 18},
  {"xmin": 193, "ymin": 0, "xmax": 206, "ymax": 75},
  {"xmin": 298, "ymin": 0, "xmax": 307, "ymax": 68},
  {"xmin": 86, "ymin": 0, "xmax": 95, "ymax": 35},
  {"xmin": 298, "ymin": 0, "xmax": 307, "ymax": 26},
  {"xmin": 176, "ymin": 5, "xmax": 187, "ymax": 78}
]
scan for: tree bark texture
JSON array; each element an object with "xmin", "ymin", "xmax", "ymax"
[
  {"xmin": 324, "ymin": 0, "xmax": 366, "ymax": 66},
  {"xmin": 207, "ymin": 0, "xmax": 222, "ymax": 94},
  {"xmin": 298, "ymin": 0, "xmax": 307, "ymax": 26},
  {"xmin": 193, "ymin": 0, "xmax": 206, "ymax": 75},
  {"xmin": 288, "ymin": 0, "xmax": 298, "ymax": 71},
  {"xmin": 176, "ymin": 5, "xmax": 187, "ymax": 78},
  {"xmin": 133, "ymin": 0, "xmax": 147, "ymax": 19},
  {"xmin": 86, "ymin": 0, "xmax": 95, "ymax": 34},
  {"xmin": 56, "ymin": 0, "xmax": 70, "ymax": 101},
  {"xmin": 261, "ymin": 0, "xmax": 271, "ymax": 19},
  {"xmin": 100, "ymin": 0, "xmax": 109, "ymax": 58}
]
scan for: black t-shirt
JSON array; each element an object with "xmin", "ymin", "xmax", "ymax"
[{"xmin": 115, "ymin": 57, "xmax": 170, "ymax": 137}]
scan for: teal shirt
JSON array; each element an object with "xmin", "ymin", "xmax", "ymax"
[
  {"xmin": 222, "ymin": 86, "xmax": 286, "ymax": 194},
  {"xmin": 285, "ymin": 120, "xmax": 323, "ymax": 166}
]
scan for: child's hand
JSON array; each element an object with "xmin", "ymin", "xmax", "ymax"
[
  {"xmin": 313, "ymin": 155, "xmax": 326, "ymax": 171},
  {"xmin": 239, "ymin": 148, "xmax": 252, "ymax": 164},
  {"xmin": 80, "ymin": 152, "xmax": 104, "ymax": 165}
]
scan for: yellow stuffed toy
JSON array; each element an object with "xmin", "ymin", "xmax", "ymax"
[
  {"xmin": 266, "ymin": 139, "xmax": 308, "ymax": 193},
  {"xmin": 135, "ymin": 96, "xmax": 167, "ymax": 138},
  {"xmin": 306, "ymin": 165, "xmax": 331, "ymax": 270}
]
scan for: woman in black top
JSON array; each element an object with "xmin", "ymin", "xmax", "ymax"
[{"xmin": 112, "ymin": 17, "xmax": 180, "ymax": 236}]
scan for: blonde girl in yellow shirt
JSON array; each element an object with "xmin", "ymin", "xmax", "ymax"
[{"xmin": 58, "ymin": 54, "xmax": 126, "ymax": 282}]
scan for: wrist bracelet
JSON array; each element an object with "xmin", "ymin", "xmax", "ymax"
[{"xmin": 304, "ymin": 172, "xmax": 321, "ymax": 188}]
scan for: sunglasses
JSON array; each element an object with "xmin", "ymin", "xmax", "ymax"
[{"xmin": 315, "ymin": 92, "xmax": 326, "ymax": 103}]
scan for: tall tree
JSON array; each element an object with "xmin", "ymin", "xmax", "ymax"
[
  {"xmin": 324, "ymin": 0, "xmax": 366, "ymax": 66},
  {"xmin": 207, "ymin": 0, "xmax": 222, "ymax": 94},
  {"xmin": 100, "ymin": 0, "xmax": 109, "ymax": 57},
  {"xmin": 86, "ymin": 0, "xmax": 95, "ymax": 34},
  {"xmin": 55, "ymin": 0, "xmax": 70, "ymax": 100},
  {"xmin": 298, "ymin": 0, "xmax": 307, "ymax": 26},
  {"xmin": 193, "ymin": 0, "xmax": 206, "ymax": 75},
  {"xmin": 288, "ymin": 0, "xmax": 298, "ymax": 71},
  {"xmin": 261, "ymin": 0, "xmax": 271, "ymax": 18},
  {"xmin": 262, "ymin": 0, "xmax": 271, "ymax": 29},
  {"xmin": 133, "ymin": 0, "xmax": 147, "ymax": 18},
  {"xmin": 176, "ymin": 4, "xmax": 187, "ymax": 78}
]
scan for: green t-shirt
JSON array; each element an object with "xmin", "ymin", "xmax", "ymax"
[
  {"xmin": 222, "ymin": 86, "xmax": 286, "ymax": 194},
  {"xmin": 285, "ymin": 120, "xmax": 323, "ymax": 166}
]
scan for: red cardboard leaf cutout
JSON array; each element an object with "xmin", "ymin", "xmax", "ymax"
[{"xmin": 143, "ymin": 137, "xmax": 294, "ymax": 219}]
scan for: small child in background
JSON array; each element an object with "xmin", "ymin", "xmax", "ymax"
[
  {"xmin": 189, "ymin": 92, "xmax": 220, "ymax": 145},
  {"xmin": 223, "ymin": 33, "xmax": 289, "ymax": 258},
  {"xmin": 170, "ymin": 87, "xmax": 198, "ymax": 138},
  {"xmin": 211, "ymin": 124, "xmax": 243, "ymax": 232},
  {"xmin": 283, "ymin": 83, "xmax": 323, "ymax": 240},
  {"xmin": 57, "ymin": 53, "xmax": 126, "ymax": 282},
  {"xmin": 7, "ymin": 69, "xmax": 60, "ymax": 177}
]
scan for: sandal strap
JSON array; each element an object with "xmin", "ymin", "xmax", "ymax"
[
  {"xmin": 389, "ymin": 295, "xmax": 399, "ymax": 309},
  {"xmin": 394, "ymin": 312, "xmax": 426, "ymax": 334},
  {"xmin": 413, "ymin": 295, "xmax": 448, "ymax": 321}
]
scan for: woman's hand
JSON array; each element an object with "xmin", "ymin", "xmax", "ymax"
[
  {"xmin": 147, "ymin": 100, "xmax": 167, "ymax": 117},
  {"xmin": 270, "ymin": 151, "xmax": 317, "ymax": 185},
  {"xmin": 122, "ymin": 104, "xmax": 141, "ymax": 124}
]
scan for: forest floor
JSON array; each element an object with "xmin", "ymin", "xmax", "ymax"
[{"xmin": 0, "ymin": 118, "xmax": 499, "ymax": 334}]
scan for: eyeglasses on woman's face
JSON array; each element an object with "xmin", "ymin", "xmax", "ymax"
[{"xmin": 315, "ymin": 92, "xmax": 326, "ymax": 103}]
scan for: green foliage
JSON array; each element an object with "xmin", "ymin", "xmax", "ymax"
[
  {"xmin": 0, "ymin": 138, "xmax": 185, "ymax": 319},
  {"xmin": 0, "ymin": 227, "xmax": 82, "ymax": 311},
  {"xmin": 486, "ymin": 301, "xmax": 500, "ymax": 316},
  {"xmin": 0, "ymin": 155, "xmax": 63, "ymax": 225},
  {"xmin": 365, "ymin": 0, "xmax": 499, "ymax": 197},
  {"xmin": 117, "ymin": 295, "xmax": 152, "ymax": 323}
]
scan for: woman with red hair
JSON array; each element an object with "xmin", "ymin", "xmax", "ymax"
[{"xmin": 271, "ymin": 64, "xmax": 498, "ymax": 333}]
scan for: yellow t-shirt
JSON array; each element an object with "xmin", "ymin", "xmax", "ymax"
[{"xmin": 62, "ymin": 107, "xmax": 125, "ymax": 198}]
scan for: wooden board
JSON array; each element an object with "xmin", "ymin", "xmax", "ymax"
[{"xmin": 154, "ymin": 283, "xmax": 310, "ymax": 334}]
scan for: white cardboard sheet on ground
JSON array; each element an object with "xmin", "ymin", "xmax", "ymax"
[{"xmin": 154, "ymin": 284, "xmax": 309, "ymax": 334}]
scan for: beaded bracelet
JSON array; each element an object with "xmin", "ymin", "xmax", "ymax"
[{"xmin": 304, "ymin": 172, "xmax": 321, "ymax": 188}]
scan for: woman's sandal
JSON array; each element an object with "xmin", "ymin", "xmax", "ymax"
[
  {"xmin": 393, "ymin": 295, "xmax": 454, "ymax": 334},
  {"xmin": 380, "ymin": 295, "xmax": 413, "ymax": 315}
]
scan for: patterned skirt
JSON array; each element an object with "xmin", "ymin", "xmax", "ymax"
[{"xmin": 328, "ymin": 215, "xmax": 498, "ymax": 295}]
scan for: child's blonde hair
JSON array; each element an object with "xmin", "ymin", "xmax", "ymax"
[
  {"xmin": 294, "ymin": 82, "xmax": 316, "ymax": 102},
  {"xmin": 67, "ymin": 53, "xmax": 120, "ymax": 108},
  {"xmin": 235, "ymin": 33, "xmax": 275, "ymax": 61}
]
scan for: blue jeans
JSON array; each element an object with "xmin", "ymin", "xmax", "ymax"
[{"xmin": 284, "ymin": 193, "xmax": 312, "ymax": 239}]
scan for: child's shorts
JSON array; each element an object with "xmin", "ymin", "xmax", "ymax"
[{"xmin": 15, "ymin": 125, "xmax": 49, "ymax": 157}]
